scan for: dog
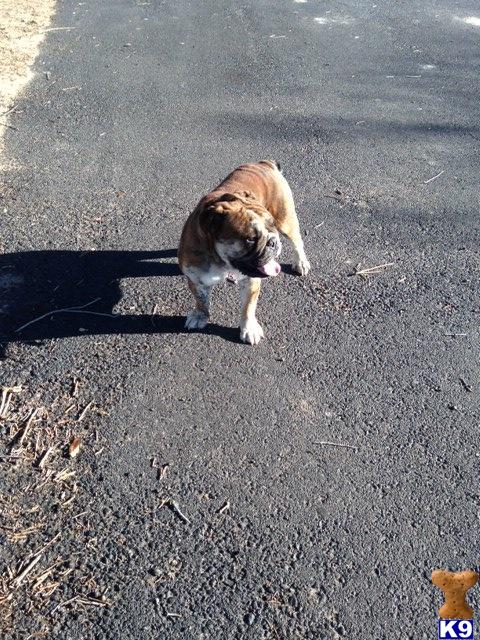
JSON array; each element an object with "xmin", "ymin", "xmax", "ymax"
[{"xmin": 178, "ymin": 160, "xmax": 310, "ymax": 345}]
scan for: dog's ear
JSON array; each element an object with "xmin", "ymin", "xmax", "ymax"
[
  {"xmin": 205, "ymin": 193, "xmax": 244, "ymax": 217},
  {"xmin": 211, "ymin": 193, "xmax": 244, "ymax": 214},
  {"xmin": 199, "ymin": 192, "xmax": 252, "ymax": 241},
  {"xmin": 201, "ymin": 204, "xmax": 225, "ymax": 236},
  {"xmin": 198, "ymin": 195, "xmax": 235, "ymax": 240},
  {"xmin": 217, "ymin": 191, "xmax": 253, "ymax": 204},
  {"xmin": 217, "ymin": 192, "xmax": 238, "ymax": 204}
]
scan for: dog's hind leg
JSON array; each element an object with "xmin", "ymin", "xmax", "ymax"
[
  {"xmin": 185, "ymin": 279, "xmax": 212, "ymax": 330},
  {"xmin": 279, "ymin": 214, "xmax": 311, "ymax": 276},
  {"xmin": 274, "ymin": 176, "xmax": 311, "ymax": 276}
]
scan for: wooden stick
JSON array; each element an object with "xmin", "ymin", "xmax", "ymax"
[
  {"xmin": 157, "ymin": 463, "xmax": 169, "ymax": 480},
  {"xmin": 78, "ymin": 401, "xmax": 92, "ymax": 421},
  {"xmin": 12, "ymin": 408, "xmax": 38, "ymax": 450},
  {"xmin": 0, "ymin": 390, "xmax": 8, "ymax": 417},
  {"xmin": 76, "ymin": 594, "xmax": 110, "ymax": 607},
  {"xmin": 37, "ymin": 446, "xmax": 56, "ymax": 469},
  {"xmin": 0, "ymin": 121, "xmax": 18, "ymax": 131},
  {"xmin": 43, "ymin": 26, "xmax": 76, "ymax": 32},
  {"xmin": 0, "ymin": 104, "xmax": 18, "ymax": 117},
  {"xmin": 354, "ymin": 262, "xmax": 394, "ymax": 276},
  {"xmin": 13, "ymin": 554, "xmax": 42, "ymax": 587},
  {"xmin": 50, "ymin": 595, "xmax": 78, "ymax": 615},
  {"xmin": 71, "ymin": 378, "xmax": 80, "ymax": 397},
  {"xmin": 33, "ymin": 561, "xmax": 61, "ymax": 587},
  {"xmin": 313, "ymin": 441, "xmax": 357, "ymax": 450},
  {"xmin": 0, "ymin": 385, "xmax": 22, "ymax": 418},
  {"xmin": 424, "ymin": 170, "xmax": 445, "ymax": 185},
  {"xmin": 16, "ymin": 298, "xmax": 102, "ymax": 333},
  {"xmin": 163, "ymin": 500, "xmax": 191, "ymax": 524},
  {"xmin": 32, "ymin": 532, "xmax": 61, "ymax": 557},
  {"xmin": 216, "ymin": 500, "xmax": 230, "ymax": 515},
  {"xmin": 1, "ymin": 392, "xmax": 13, "ymax": 417}
]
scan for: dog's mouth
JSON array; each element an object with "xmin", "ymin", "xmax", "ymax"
[{"xmin": 230, "ymin": 257, "xmax": 281, "ymax": 279}]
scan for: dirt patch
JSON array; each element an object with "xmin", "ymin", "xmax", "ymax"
[
  {"xmin": 0, "ymin": 382, "xmax": 111, "ymax": 637},
  {"xmin": 0, "ymin": 0, "xmax": 57, "ymax": 164}
]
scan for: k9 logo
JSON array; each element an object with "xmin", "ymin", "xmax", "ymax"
[{"xmin": 438, "ymin": 620, "xmax": 474, "ymax": 639}]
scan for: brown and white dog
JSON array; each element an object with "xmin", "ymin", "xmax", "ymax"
[{"xmin": 178, "ymin": 160, "xmax": 310, "ymax": 345}]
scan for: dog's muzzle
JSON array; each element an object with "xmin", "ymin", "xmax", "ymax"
[{"xmin": 230, "ymin": 236, "xmax": 282, "ymax": 278}]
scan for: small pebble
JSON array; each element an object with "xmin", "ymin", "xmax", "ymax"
[{"xmin": 244, "ymin": 613, "xmax": 255, "ymax": 626}]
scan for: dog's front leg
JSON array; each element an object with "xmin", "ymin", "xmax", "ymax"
[
  {"xmin": 185, "ymin": 278, "xmax": 212, "ymax": 330},
  {"xmin": 239, "ymin": 277, "xmax": 263, "ymax": 345}
]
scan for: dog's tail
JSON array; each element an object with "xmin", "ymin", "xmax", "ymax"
[{"xmin": 260, "ymin": 159, "xmax": 282, "ymax": 172}]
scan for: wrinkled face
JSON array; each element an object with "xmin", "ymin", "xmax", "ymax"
[{"xmin": 209, "ymin": 194, "xmax": 282, "ymax": 278}]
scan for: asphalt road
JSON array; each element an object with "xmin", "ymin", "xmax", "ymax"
[{"xmin": 1, "ymin": 0, "xmax": 479, "ymax": 638}]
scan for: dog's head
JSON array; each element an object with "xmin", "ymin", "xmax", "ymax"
[{"xmin": 201, "ymin": 191, "xmax": 282, "ymax": 278}]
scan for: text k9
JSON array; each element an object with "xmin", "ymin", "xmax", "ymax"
[{"xmin": 439, "ymin": 620, "xmax": 474, "ymax": 640}]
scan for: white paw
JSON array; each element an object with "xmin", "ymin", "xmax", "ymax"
[
  {"xmin": 293, "ymin": 256, "xmax": 311, "ymax": 276},
  {"xmin": 240, "ymin": 318, "xmax": 264, "ymax": 345},
  {"xmin": 185, "ymin": 310, "xmax": 209, "ymax": 330}
]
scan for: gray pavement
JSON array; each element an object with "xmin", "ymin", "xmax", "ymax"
[{"xmin": 1, "ymin": 1, "xmax": 479, "ymax": 638}]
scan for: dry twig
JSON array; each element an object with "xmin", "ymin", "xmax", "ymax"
[
  {"xmin": 352, "ymin": 262, "xmax": 394, "ymax": 277},
  {"xmin": 33, "ymin": 532, "xmax": 61, "ymax": 557},
  {"xmin": 71, "ymin": 378, "xmax": 80, "ymax": 397},
  {"xmin": 10, "ymin": 408, "xmax": 39, "ymax": 452},
  {"xmin": 216, "ymin": 500, "xmax": 231, "ymax": 515},
  {"xmin": 15, "ymin": 298, "xmax": 114, "ymax": 333},
  {"xmin": 13, "ymin": 554, "xmax": 42, "ymax": 587},
  {"xmin": 0, "ymin": 104, "xmax": 18, "ymax": 117},
  {"xmin": 0, "ymin": 121, "xmax": 18, "ymax": 131},
  {"xmin": 423, "ymin": 170, "xmax": 445, "ymax": 184},
  {"xmin": 37, "ymin": 446, "xmax": 55, "ymax": 470},
  {"xmin": 313, "ymin": 441, "xmax": 357, "ymax": 450},
  {"xmin": 50, "ymin": 595, "xmax": 79, "ymax": 615},
  {"xmin": 161, "ymin": 499, "xmax": 191, "ymax": 524},
  {"xmin": 76, "ymin": 594, "xmax": 111, "ymax": 607},
  {"xmin": 0, "ymin": 385, "xmax": 22, "ymax": 418},
  {"xmin": 77, "ymin": 402, "xmax": 92, "ymax": 422},
  {"xmin": 7, "ymin": 522, "xmax": 44, "ymax": 543}
]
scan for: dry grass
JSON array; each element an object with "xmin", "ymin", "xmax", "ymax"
[
  {"xmin": 0, "ymin": 381, "xmax": 109, "ymax": 636},
  {"xmin": 0, "ymin": 0, "xmax": 57, "ymax": 167}
]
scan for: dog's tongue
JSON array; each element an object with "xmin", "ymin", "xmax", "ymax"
[{"xmin": 258, "ymin": 259, "xmax": 281, "ymax": 277}]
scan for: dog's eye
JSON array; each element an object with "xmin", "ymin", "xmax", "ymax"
[{"xmin": 246, "ymin": 236, "xmax": 256, "ymax": 244}]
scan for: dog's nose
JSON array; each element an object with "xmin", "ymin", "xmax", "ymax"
[{"xmin": 266, "ymin": 236, "xmax": 278, "ymax": 249}]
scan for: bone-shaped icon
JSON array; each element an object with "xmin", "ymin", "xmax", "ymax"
[{"xmin": 432, "ymin": 569, "xmax": 478, "ymax": 619}]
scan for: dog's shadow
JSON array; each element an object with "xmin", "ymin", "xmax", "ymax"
[{"xmin": 0, "ymin": 249, "xmax": 241, "ymax": 358}]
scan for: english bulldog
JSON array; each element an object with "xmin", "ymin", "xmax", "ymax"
[{"xmin": 178, "ymin": 160, "xmax": 310, "ymax": 345}]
